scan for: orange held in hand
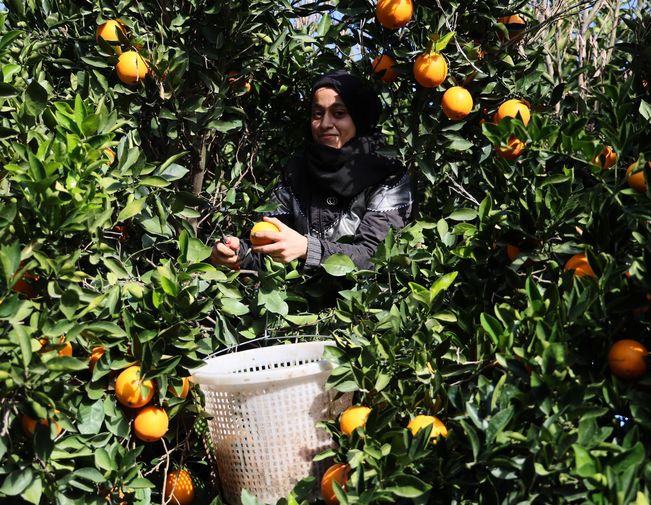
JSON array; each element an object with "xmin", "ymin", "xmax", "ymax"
[
  {"xmin": 626, "ymin": 161, "xmax": 649, "ymax": 193},
  {"xmin": 372, "ymin": 54, "xmax": 397, "ymax": 83},
  {"xmin": 250, "ymin": 221, "xmax": 280, "ymax": 246},
  {"xmin": 339, "ymin": 405, "xmax": 371, "ymax": 436},
  {"xmin": 376, "ymin": 0, "xmax": 413, "ymax": 29},
  {"xmin": 133, "ymin": 406, "xmax": 169, "ymax": 442},
  {"xmin": 608, "ymin": 339, "xmax": 648, "ymax": 379},
  {"xmin": 494, "ymin": 99, "xmax": 530, "ymax": 126},
  {"xmin": 413, "ymin": 52, "xmax": 448, "ymax": 88},
  {"xmin": 115, "ymin": 365, "xmax": 155, "ymax": 408},
  {"xmin": 441, "ymin": 86, "xmax": 473, "ymax": 120},
  {"xmin": 407, "ymin": 414, "xmax": 448, "ymax": 443},
  {"xmin": 564, "ymin": 253, "xmax": 596, "ymax": 278},
  {"xmin": 165, "ymin": 469, "xmax": 195, "ymax": 505},
  {"xmin": 321, "ymin": 463, "xmax": 349, "ymax": 505},
  {"xmin": 116, "ymin": 51, "xmax": 148, "ymax": 85}
]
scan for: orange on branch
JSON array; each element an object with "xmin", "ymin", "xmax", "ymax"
[
  {"xmin": 506, "ymin": 244, "xmax": 520, "ymax": 262},
  {"xmin": 89, "ymin": 346, "xmax": 105, "ymax": 370},
  {"xmin": 608, "ymin": 339, "xmax": 648, "ymax": 379},
  {"xmin": 376, "ymin": 0, "xmax": 413, "ymax": 29},
  {"xmin": 133, "ymin": 406, "xmax": 168, "ymax": 442},
  {"xmin": 116, "ymin": 51, "xmax": 148, "ymax": 85},
  {"xmin": 372, "ymin": 54, "xmax": 397, "ymax": 83},
  {"xmin": 339, "ymin": 405, "xmax": 371, "ymax": 436},
  {"xmin": 626, "ymin": 161, "xmax": 649, "ymax": 193},
  {"xmin": 496, "ymin": 136, "xmax": 525, "ymax": 160},
  {"xmin": 321, "ymin": 463, "xmax": 349, "ymax": 505},
  {"xmin": 498, "ymin": 14, "xmax": 526, "ymax": 41},
  {"xmin": 407, "ymin": 415, "xmax": 448, "ymax": 443},
  {"xmin": 168, "ymin": 376, "xmax": 191, "ymax": 399},
  {"xmin": 592, "ymin": 146, "xmax": 617, "ymax": 170},
  {"xmin": 494, "ymin": 99, "xmax": 530, "ymax": 126},
  {"xmin": 96, "ymin": 19, "xmax": 127, "ymax": 44},
  {"xmin": 564, "ymin": 253, "xmax": 596, "ymax": 278},
  {"xmin": 441, "ymin": 86, "xmax": 473, "ymax": 119},
  {"xmin": 227, "ymin": 71, "xmax": 252, "ymax": 94},
  {"xmin": 22, "ymin": 412, "xmax": 62, "ymax": 436},
  {"xmin": 413, "ymin": 52, "xmax": 447, "ymax": 88},
  {"xmin": 115, "ymin": 365, "xmax": 155, "ymax": 408},
  {"xmin": 165, "ymin": 469, "xmax": 195, "ymax": 505},
  {"xmin": 250, "ymin": 221, "xmax": 280, "ymax": 246}
]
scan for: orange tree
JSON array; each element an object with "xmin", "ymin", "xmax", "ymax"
[{"xmin": 0, "ymin": 0, "xmax": 650, "ymax": 504}]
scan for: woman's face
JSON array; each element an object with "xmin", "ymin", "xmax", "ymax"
[{"xmin": 311, "ymin": 87, "xmax": 356, "ymax": 149}]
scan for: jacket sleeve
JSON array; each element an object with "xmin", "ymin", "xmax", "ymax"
[
  {"xmin": 304, "ymin": 172, "xmax": 412, "ymax": 270},
  {"xmin": 237, "ymin": 182, "xmax": 296, "ymax": 270}
]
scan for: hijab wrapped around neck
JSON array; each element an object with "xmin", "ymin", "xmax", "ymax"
[{"xmin": 290, "ymin": 70, "xmax": 403, "ymax": 199}]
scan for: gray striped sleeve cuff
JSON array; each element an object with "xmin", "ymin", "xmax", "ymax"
[{"xmin": 304, "ymin": 235, "xmax": 323, "ymax": 269}]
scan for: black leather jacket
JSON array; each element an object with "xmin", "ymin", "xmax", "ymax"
[{"xmin": 238, "ymin": 164, "xmax": 412, "ymax": 270}]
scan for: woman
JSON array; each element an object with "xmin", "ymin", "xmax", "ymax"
[{"xmin": 211, "ymin": 69, "xmax": 412, "ymax": 271}]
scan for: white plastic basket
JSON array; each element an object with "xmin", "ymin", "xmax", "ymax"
[{"xmin": 192, "ymin": 340, "xmax": 349, "ymax": 505}]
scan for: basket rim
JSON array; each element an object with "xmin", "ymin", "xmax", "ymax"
[{"xmin": 191, "ymin": 340, "xmax": 336, "ymax": 386}]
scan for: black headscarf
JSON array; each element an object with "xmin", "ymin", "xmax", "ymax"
[{"xmin": 295, "ymin": 70, "xmax": 402, "ymax": 198}]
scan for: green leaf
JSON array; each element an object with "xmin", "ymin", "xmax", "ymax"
[
  {"xmin": 220, "ymin": 298, "xmax": 249, "ymax": 316},
  {"xmin": 21, "ymin": 476, "xmax": 42, "ymax": 505},
  {"xmin": 448, "ymin": 209, "xmax": 477, "ymax": 221},
  {"xmin": 0, "ymin": 467, "xmax": 34, "ymax": 496},
  {"xmin": 73, "ymin": 467, "xmax": 105, "ymax": 483},
  {"xmin": 322, "ymin": 254, "xmax": 355, "ymax": 276},
  {"xmin": 430, "ymin": 271, "xmax": 458, "ymax": 300},
  {"xmin": 117, "ymin": 197, "xmax": 147, "ymax": 222},
  {"xmin": 76, "ymin": 400, "xmax": 106, "ymax": 435},
  {"xmin": 433, "ymin": 31, "xmax": 455, "ymax": 52},
  {"xmin": 386, "ymin": 474, "xmax": 432, "ymax": 498},
  {"xmin": 208, "ymin": 118, "xmax": 243, "ymax": 133},
  {"xmin": 24, "ymin": 81, "xmax": 48, "ymax": 117},
  {"xmin": 94, "ymin": 447, "xmax": 115, "ymax": 472},
  {"xmin": 486, "ymin": 406, "xmax": 514, "ymax": 443},
  {"xmin": 572, "ymin": 444, "xmax": 598, "ymax": 477},
  {"xmin": 258, "ymin": 289, "xmax": 289, "ymax": 316},
  {"xmin": 639, "ymin": 100, "xmax": 651, "ymax": 121},
  {"xmin": 480, "ymin": 313, "xmax": 503, "ymax": 346},
  {"xmin": 187, "ymin": 236, "xmax": 212, "ymax": 263}
]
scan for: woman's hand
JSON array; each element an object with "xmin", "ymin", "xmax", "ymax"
[
  {"xmin": 251, "ymin": 217, "xmax": 308, "ymax": 263},
  {"xmin": 210, "ymin": 236, "xmax": 241, "ymax": 270}
]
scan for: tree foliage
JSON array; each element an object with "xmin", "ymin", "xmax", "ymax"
[{"xmin": 0, "ymin": 0, "xmax": 650, "ymax": 504}]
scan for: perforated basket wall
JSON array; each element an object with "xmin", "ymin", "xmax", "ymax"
[{"xmin": 193, "ymin": 341, "xmax": 350, "ymax": 505}]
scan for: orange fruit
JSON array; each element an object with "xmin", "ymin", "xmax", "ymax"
[
  {"xmin": 494, "ymin": 99, "xmax": 530, "ymax": 126},
  {"xmin": 506, "ymin": 244, "xmax": 520, "ymax": 262},
  {"xmin": 626, "ymin": 161, "xmax": 649, "ymax": 193},
  {"xmin": 12, "ymin": 265, "xmax": 38, "ymax": 298},
  {"xmin": 407, "ymin": 415, "xmax": 448, "ymax": 443},
  {"xmin": 39, "ymin": 336, "xmax": 73, "ymax": 357},
  {"xmin": 413, "ymin": 52, "xmax": 448, "ymax": 88},
  {"xmin": 168, "ymin": 376, "xmax": 191, "ymax": 399},
  {"xmin": 89, "ymin": 346, "xmax": 106, "ymax": 370},
  {"xmin": 250, "ymin": 221, "xmax": 280, "ymax": 246},
  {"xmin": 115, "ymin": 51, "xmax": 148, "ymax": 85},
  {"xmin": 115, "ymin": 365, "xmax": 155, "ymax": 408},
  {"xmin": 376, "ymin": 0, "xmax": 413, "ymax": 29},
  {"xmin": 339, "ymin": 405, "xmax": 371, "ymax": 436},
  {"xmin": 498, "ymin": 14, "xmax": 526, "ymax": 41},
  {"xmin": 564, "ymin": 253, "xmax": 596, "ymax": 278},
  {"xmin": 441, "ymin": 86, "xmax": 473, "ymax": 119},
  {"xmin": 96, "ymin": 19, "xmax": 127, "ymax": 44},
  {"xmin": 592, "ymin": 146, "xmax": 617, "ymax": 170},
  {"xmin": 165, "ymin": 469, "xmax": 195, "ymax": 505},
  {"xmin": 321, "ymin": 463, "xmax": 348, "ymax": 505},
  {"xmin": 227, "ymin": 71, "xmax": 252, "ymax": 94},
  {"xmin": 372, "ymin": 54, "xmax": 397, "ymax": 83},
  {"xmin": 608, "ymin": 339, "xmax": 648, "ymax": 379},
  {"xmin": 496, "ymin": 136, "xmax": 525, "ymax": 160},
  {"xmin": 22, "ymin": 412, "xmax": 62, "ymax": 436},
  {"xmin": 133, "ymin": 406, "xmax": 169, "ymax": 442}
]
